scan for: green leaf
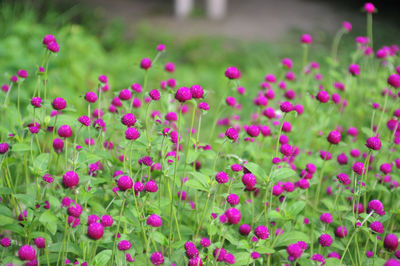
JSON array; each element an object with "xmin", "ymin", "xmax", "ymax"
[
  {"xmin": 39, "ymin": 211, "xmax": 58, "ymax": 235},
  {"xmin": 0, "ymin": 214, "xmax": 14, "ymax": 225},
  {"xmin": 151, "ymin": 231, "xmax": 168, "ymax": 246},
  {"xmin": 271, "ymin": 167, "xmax": 297, "ymax": 182},
  {"xmin": 274, "ymin": 231, "xmax": 310, "ymax": 247},
  {"xmin": 185, "ymin": 179, "xmax": 209, "ymax": 192},
  {"xmin": 233, "ymin": 252, "xmax": 251, "ymax": 265},
  {"xmin": 94, "ymin": 249, "xmax": 112, "ymax": 264},
  {"xmin": 12, "ymin": 143, "xmax": 30, "ymax": 152},
  {"xmin": 323, "ymin": 258, "xmax": 341, "ymax": 266},
  {"xmin": 33, "ymin": 153, "xmax": 50, "ymax": 172},
  {"xmin": 2, "ymin": 223, "xmax": 25, "ymax": 236},
  {"xmin": 245, "ymin": 162, "xmax": 267, "ymax": 182},
  {"xmin": 190, "ymin": 172, "xmax": 210, "ymax": 187},
  {"xmin": 0, "ymin": 187, "xmax": 13, "ymax": 195},
  {"xmin": 286, "ymin": 201, "xmax": 306, "ymax": 217},
  {"xmin": 255, "ymin": 246, "xmax": 275, "ymax": 254}
]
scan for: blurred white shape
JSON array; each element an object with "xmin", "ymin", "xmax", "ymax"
[
  {"xmin": 206, "ymin": 0, "xmax": 227, "ymax": 20},
  {"xmin": 174, "ymin": 0, "xmax": 194, "ymax": 18}
]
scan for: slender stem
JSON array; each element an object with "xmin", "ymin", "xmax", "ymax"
[{"xmin": 110, "ymin": 198, "xmax": 126, "ymax": 266}]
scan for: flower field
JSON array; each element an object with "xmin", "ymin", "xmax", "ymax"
[{"xmin": 1, "ymin": 2, "xmax": 400, "ymax": 266}]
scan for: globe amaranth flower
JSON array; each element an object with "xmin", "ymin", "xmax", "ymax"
[
  {"xmin": 125, "ymin": 127, "xmax": 140, "ymax": 140},
  {"xmin": 367, "ymin": 199, "xmax": 385, "ymax": 215},
  {"xmin": 366, "ymin": 136, "xmax": 382, "ymax": 150},
  {"xmin": 33, "ymin": 237, "xmax": 46, "ymax": 249},
  {"xmin": 146, "ymin": 214, "xmax": 162, "ymax": 227},
  {"xmin": 242, "ymin": 173, "xmax": 256, "ymax": 190},
  {"xmin": 384, "ymin": 234, "xmax": 398, "ymax": 251},
  {"xmin": 301, "ymin": 34, "xmax": 312, "ymax": 44},
  {"xmin": 327, "ymin": 130, "xmax": 341, "ymax": 144},
  {"xmin": 320, "ymin": 213, "xmax": 333, "ymax": 224},
  {"xmin": 225, "ymin": 66, "xmax": 241, "ymax": 79},
  {"xmin": 52, "ymin": 97, "xmax": 66, "ymax": 110},
  {"xmin": 225, "ymin": 127, "xmax": 238, "ymax": 141},
  {"xmin": 227, "ymin": 194, "xmax": 240, "ymax": 206},
  {"xmin": 175, "ymin": 87, "xmax": 192, "ymax": 102},
  {"xmin": 18, "ymin": 245, "xmax": 36, "ymax": 261},
  {"xmin": 335, "ymin": 226, "xmax": 348, "ymax": 238},
  {"xmin": 215, "ymin": 171, "xmax": 229, "ymax": 184},
  {"xmin": 239, "ymin": 224, "xmax": 251, "ymax": 235},
  {"xmin": 87, "ymin": 222, "xmax": 104, "ymax": 240},
  {"xmin": 225, "ymin": 208, "xmax": 241, "ymax": 224},
  {"xmin": 62, "ymin": 171, "xmax": 79, "ymax": 188},
  {"xmin": 150, "ymin": 252, "xmax": 164, "ymax": 265},
  {"xmin": 388, "ymin": 74, "xmax": 400, "ymax": 88},
  {"xmin": 254, "ymin": 225, "xmax": 269, "ymax": 239},
  {"xmin": 117, "ymin": 176, "xmax": 133, "ymax": 191},
  {"xmin": 140, "ymin": 58, "xmax": 152, "ymax": 70},
  {"xmin": 58, "ymin": 125, "xmax": 72, "ymax": 138},
  {"xmin": 184, "ymin": 241, "xmax": 199, "ymax": 259},
  {"xmin": 118, "ymin": 240, "xmax": 132, "ymax": 251},
  {"xmin": 319, "ymin": 234, "xmax": 333, "ymax": 247},
  {"xmin": 101, "ymin": 215, "xmax": 114, "ymax": 227},
  {"xmin": 287, "ymin": 243, "xmax": 303, "ymax": 259},
  {"xmin": 370, "ymin": 221, "xmax": 384, "ymax": 234}
]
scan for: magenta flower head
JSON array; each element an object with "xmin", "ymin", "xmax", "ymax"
[
  {"xmin": 43, "ymin": 34, "xmax": 56, "ymax": 45},
  {"xmin": 224, "ymin": 253, "xmax": 235, "ymax": 264},
  {"xmin": 52, "ymin": 97, "xmax": 66, "ymax": 110},
  {"xmin": 280, "ymin": 144, "xmax": 293, "ymax": 157},
  {"xmin": 335, "ymin": 226, "xmax": 348, "ymax": 238},
  {"xmin": 31, "ymin": 97, "xmax": 42, "ymax": 108},
  {"xmin": 225, "ymin": 66, "xmax": 241, "ymax": 79},
  {"xmin": 119, "ymin": 89, "xmax": 132, "ymax": 101},
  {"xmin": 175, "ymin": 87, "xmax": 192, "ymax": 102},
  {"xmin": 140, "ymin": 58, "xmax": 152, "ymax": 70},
  {"xmin": 320, "ymin": 213, "xmax": 333, "ymax": 224},
  {"xmin": 239, "ymin": 224, "xmax": 251, "ymax": 235},
  {"xmin": 254, "ymin": 225, "xmax": 269, "ymax": 239},
  {"xmin": 58, "ymin": 125, "xmax": 72, "ymax": 138},
  {"xmin": 131, "ymin": 83, "xmax": 142, "ymax": 93},
  {"xmin": 364, "ymin": 3, "xmax": 375, "ymax": 13},
  {"xmin": 366, "ymin": 136, "xmax": 381, "ymax": 150},
  {"xmin": 225, "ymin": 208, "xmax": 242, "ymax": 224},
  {"xmin": 11, "ymin": 75, "xmax": 18, "ymax": 83},
  {"xmin": 150, "ymin": 252, "xmax": 164, "ymax": 265},
  {"xmin": 34, "ymin": 237, "xmax": 46, "ymax": 249},
  {"xmin": 101, "ymin": 215, "xmax": 113, "ymax": 227},
  {"xmin": 280, "ymin": 101, "xmax": 293, "ymax": 112},
  {"xmin": 225, "ymin": 127, "xmax": 238, "ymax": 141},
  {"xmin": 370, "ymin": 221, "xmax": 384, "ymax": 234},
  {"xmin": 145, "ymin": 180, "xmax": 158, "ymax": 192},
  {"xmin": 247, "ymin": 125, "xmax": 260, "ymax": 137},
  {"xmin": 215, "ymin": 171, "xmax": 229, "ymax": 184},
  {"xmin": 125, "ymin": 127, "xmax": 140, "ymax": 140},
  {"xmin": 227, "ymin": 194, "xmax": 240, "ymax": 206},
  {"xmin": 77, "ymin": 116, "xmax": 90, "ymax": 127},
  {"xmin": 343, "ymin": 21, "xmax": 352, "ymax": 32},
  {"xmin": 388, "ymin": 74, "xmax": 400, "ymax": 88},
  {"xmin": 17, "ymin": 69, "xmax": 28, "ymax": 79},
  {"xmin": 118, "ymin": 240, "xmax": 132, "ymax": 251},
  {"xmin": 282, "ymin": 58, "xmax": 293, "ymax": 69},
  {"xmin": 349, "ymin": 64, "xmax": 361, "ymax": 76},
  {"xmin": 242, "ymin": 173, "xmax": 257, "ymax": 189},
  {"xmin": 0, "ymin": 238, "xmax": 11, "ymax": 247},
  {"xmin": 149, "ymin": 89, "xmax": 161, "ymax": 101},
  {"xmin": 319, "ymin": 234, "xmax": 333, "ymax": 247},
  {"xmin": 213, "ymin": 248, "xmax": 227, "ymax": 262},
  {"xmin": 85, "ymin": 92, "xmax": 98, "ymax": 103},
  {"xmin": 18, "ymin": 245, "xmax": 36, "ymax": 261},
  {"xmin": 53, "ymin": 138, "xmax": 64, "ymax": 153},
  {"xmin": 367, "ymin": 199, "xmax": 385, "ymax": 215},
  {"xmin": 87, "ymin": 222, "xmax": 104, "ymax": 240},
  {"xmin": 337, "ymin": 173, "xmax": 351, "ymax": 185},
  {"xmin": 384, "ymin": 234, "xmax": 398, "ymax": 251},
  {"xmin": 156, "ymin": 44, "xmax": 165, "ymax": 52},
  {"xmin": 184, "ymin": 242, "xmax": 199, "ymax": 259},
  {"xmin": 117, "ymin": 176, "xmax": 133, "ymax": 191},
  {"xmin": 301, "ymin": 34, "xmax": 312, "ymax": 44},
  {"xmin": 317, "ymin": 90, "xmax": 330, "ymax": 103},
  {"xmin": 62, "ymin": 171, "xmax": 79, "ymax": 188},
  {"xmin": 98, "ymin": 75, "xmax": 107, "ymax": 84},
  {"xmin": 47, "ymin": 41, "xmax": 59, "ymax": 53},
  {"xmin": 190, "ymin": 85, "xmax": 204, "ymax": 99},
  {"xmin": 164, "ymin": 62, "xmax": 175, "ymax": 72},
  {"xmin": 287, "ymin": 243, "xmax": 303, "ymax": 259},
  {"xmin": 327, "ymin": 130, "xmax": 341, "ymax": 144},
  {"xmin": 121, "ymin": 113, "xmax": 137, "ymax": 127},
  {"xmin": 352, "ymin": 162, "xmax": 365, "ymax": 175},
  {"xmin": 0, "ymin": 143, "xmax": 9, "ymax": 154},
  {"xmin": 199, "ymin": 102, "xmax": 209, "ymax": 111},
  {"xmin": 147, "ymin": 214, "xmax": 162, "ymax": 227}
]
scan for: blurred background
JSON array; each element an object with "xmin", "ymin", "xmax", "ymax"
[{"xmin": 0, "ymin": 0, "xmax": 399, "ymax": 114}]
